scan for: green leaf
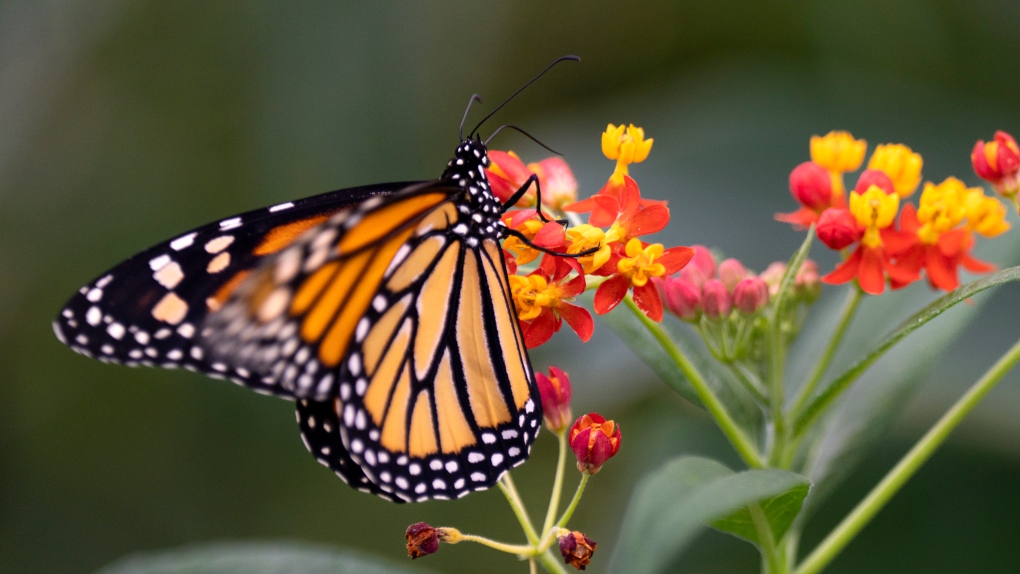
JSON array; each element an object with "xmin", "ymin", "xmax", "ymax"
[
  {"xmin": 611, "ymin": 456, "xmax": 810, "ymax": 574},
  {"xmin": 95, "ymin": 542, "xmax": 433, "ymax": 574},
  {"xmin": 711, "ymin": 482, "xmax": 810, "ymax": 544}
]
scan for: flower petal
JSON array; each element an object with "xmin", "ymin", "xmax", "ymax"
[
  {"xmin": 821, "ymin": 247, "xmax": 862, "ymax": 285},
  {"xmin": 657, "ymin": 246, "xmax": 695, "ymax": 275},
  {"xmin": 523, "ymin": 310, "xmax": 558, "ymax": 349},
  {"xmin": 632, "ymin": 281, "xmax": 664, "ymax": 321},
  {"xmin": 857, "ymin": 247, "xmax": 886, "ymax": 295},
  {"xmin": 557, "ymin": 302, "xmax": 594, "ymax": 343},
  {"xmin": 594, "ymin": 273, "xmax": 631, "ymax": 315}
]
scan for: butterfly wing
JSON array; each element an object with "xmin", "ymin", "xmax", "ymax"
[{"xmin": 53, "ymin": 181, "xmax": 419, "ymax": 394}]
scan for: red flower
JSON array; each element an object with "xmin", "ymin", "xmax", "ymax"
[
  {"xmin": 886, "ymin": 204, "xmax": 994, "ymax": 291},
  {"xmin": 816, "ymin": 208, "xmax": 861, "ymax": 250},
  {"xmin": 486, "ymin": 151, "xmax": 579, "ymax": 209},
  {"xmin": 569, "ymin": 413, "xmax": 621, "ymax": 475},
  {"xmin": 700, "ymin": 278, "xmax": 732, "ymax": 319},
  {"xmin": 972, "ymin": 130, "xmax": 1020, "ymax": 198},
  {"xmin": 536, "ymin": 366, "xmax": 573, "ymax": 433},
  {"xmin": 565, "ymin": 176, "xmax": 669, "ymax": 240},
  {"xmin": 593, "ymin": 239, "xmax": 694, "ymax": 321},
  {"xmin": 510, "ymin": 265, "xmax": 593, "ymax": 348},
  {"xmin": 776, "ymin": 161, "xmax": 846, "ymax": 228}
]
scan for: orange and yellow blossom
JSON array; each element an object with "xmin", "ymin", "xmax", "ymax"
[
  {"xmin": 867, "ymin": 143, "xmax": 923, "ymax": 198},
  {"xmin": 594, "ymin": 238, "xmax": 694, "ymax": 321},
  {"xmin": 602, "ymin": 123, "xmax": 653, "ymax": 185}
]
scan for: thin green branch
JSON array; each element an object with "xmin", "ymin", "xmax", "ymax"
[
  {"xmin": 453, "ymin": 533, "xmax": 534, "ymax": 555},
  {"xmin": 498, "ymin": 474, "xmax": 540, "ymax": 546},
  {"xmin": 728, "ymin": 362, "xmax": 769, "ymax": 404},
  {"xmin": 555, "ymin": 473, "xmax": 589, "ymax": 529},
  {"xmin": 624, "ymin": 296, "xmax": 765, "ymax": 468},
  {"xmin": 795, "ymin": 336, "xmax": 1020, "ymax": 574},
  {"xmin": 537, "ymin": 549, "xmax": 570, "ymax": 574},
  {"xmin": 542, "ymin": 429, "xmax": 569, "ymax": 536},
  {"xmin": 749, "ymin": 503, "xmax": 782, "ymax": 574}
]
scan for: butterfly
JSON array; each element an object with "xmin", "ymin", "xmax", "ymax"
[{"xmin": 53, "ymin": 57, "xmax": 581, "ymax": 503}]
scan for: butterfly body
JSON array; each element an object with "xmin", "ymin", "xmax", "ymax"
[{"xmin": 54, "ymin": 137, "xmax": 543, "ymax": 503}]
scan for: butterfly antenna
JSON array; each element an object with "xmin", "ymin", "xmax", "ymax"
[
  {"xmin": 469, "ymin": 55, "xmax": 579, "ymax": 137},
  {"xmin": 484, "ymin": 124, "xmax": 563, "ymax": 156},
  {"xmin": 459, "ymin": 94, "xmax": 483, "ymax": 141}
]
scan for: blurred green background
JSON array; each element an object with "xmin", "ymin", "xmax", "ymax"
[{"xmin": 3, "ymin": 1, "xmax": 1020, "ymax": 572}]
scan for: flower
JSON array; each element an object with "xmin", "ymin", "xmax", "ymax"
[
  {"xmin": 537, "ymin": 366, "xmax": 573, "ymax": 432},
  {"xmin": 660, "ymin": 275, "xmax": 701, "ymax": 321},
  {"xmin": 565, "ymin": 224, "xmax": 612, "ymax": 274},
  {"xmin": 593, "ymin": 239, "xmax": 694, "ymax": 321},
  {"xmin": 701, "ymin": 278, "xmax": 732, "ymax": 319},
  {"xmin": 971, "ymin": 130, "xmax": 1020, "ymax": 199},
  {"xmin": 510, "ymin": 268, "xmax": 593, "ymax": 348},
  {"xmin": 776, "ymin": 162, "xmax": 839, "ymax": 227},
  {"xmin": 566, "ymin": 175, "xmax": 669, "ymax": 242},
  {"xmin": 405, "ymin": 522, "xmax": 440, "ymax": 559},
  {"xmin": 569, "ymin": 413, "xmax": 621, "ymax": 475},
  {"xmin": 816, "ymin": 208, "xmax": 861, "ymax": 250},
  {"xmin": 680, "ymin": 244, "xmax": 716, "ymax": 287},
  {"xmin": 602, "ymin": 123, "xmax": 653, "ymax": 185},
  {"xmin": 487, "ymin": 150, "xmax": 537, "ymax": 207},
  {"xmin": 867, "ymin": 143, "xmax": 923, "ymax": 198},
  {"xmin": 559, "ymin": 531, "xmax": 598, "ymax": 570},
  {"xmin": 811, "ymin": 130, "xmax": 867, "ymax": 173},
  {"xmin": 732, "ymin": 277, "xmax": 770, "ymax": 314},
  {"xmin": 853, "ymin": 169, "xmax": 896, "ymax": 196},
  {"xmin": 531, "ymin": 157, "xmax": 578, "ymax": 209},
  {"xmin": 964, "ymin": 189, "xmax": 1010, "ymax": 237},
  {"xmin": 501, "ymin": 212, "xmax": 567, "ymax": 266},
  {"xmin": 717, "ymin": 258, "xmax": 748, "ymax": 291}
]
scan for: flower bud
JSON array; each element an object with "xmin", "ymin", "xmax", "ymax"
[
  {"xmin": 732, "ymin": 277, "xmax": 769, "ymax": 314},
  {"xmin": 789, "ymin": 161, "xmax": 833, "ymax": 211},
  {"xmin": 759, "ymin": 262, "xmax": 786, "ymax": 297},
  {"xmin": 679, "ymin": 244, "xmax": 715, "ymax": 287},
  {"xmin": 405, "ymin": 522, "xmax": 440, "ymax": 559},
  {"xmin": 530, "ymin": 157, "xmax": 577, "ymax": 210},
  {"xmin": 816, "ymin": 208, "xmax": 860, "ymax": 250},
  {"xmin": 972, "ymin": 130, "xmax": 1020, "ymax": 197},
  {"xmin": 700, "ymin": 279, "xmax": 732, "ymax": 319},
  {"xmin": 559, "ymin": 530, "xmax": 598, "ymax": 570},
  {"xmin": 486, "ymin": 150, "xmax": 536, "ymax": 206},
  {"xmin": 717, "ymin": 258, "xmax": 747, "ymax": 292},
  {"xmin": 853, "ymin": 169, "xmax": 896, "ymax": 196},
  {"xmin": 569, "ymin": 413, "xmax": 621, "ymax": 475},
  {"xmin": 536, "ymin": 366, "xmax": 573, "ymax": 432},
  {"xmin": 662, "ymin": 276, "xmax": 701, "ymax": 321},
  {"xmin": 794, "ymin": 259, "xmax": 821, "ymax": 302}
]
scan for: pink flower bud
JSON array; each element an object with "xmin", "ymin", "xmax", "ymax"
[
  {"xmin": 972, "ymin": 131, "xmax": 1020, "ymax": 196},
  {"xmin": 853, "ymin": 169, "xmax": 896, "ymax": 196},
  {"xmin": 816, "ymin": 208, "xmax": 860, "ymax": 250},
  {"xmin": 789, "ymin": 161, "xmax": 833, "ymax": 211},
  {"xmin": 700, "ymin": 279, "xmax": 732, "ymax": 319},
  {"xmin": 717, "ymin": 258, "xmax": 747, "ymax": 291},
  {"xmin": 759, "ymin": 262, "xmax": 786, "ymax": 297},
  {"xmin": 662, "ymin": 276, "xmax": 701, "ymax": 321},
  {"xmin": 680, "ymin": 244, "xmax": 716, "ymax": 286},
  {"xmin": 732, "ymin": 277, "xmax": 770, "ymax": 314},
  {"xmin": 536, "ymin": 366, "xmax": 572, "ymax": 432},
  {"xmin": 569, "ymin": 413, "xmax": 621, "ymax": 475}
]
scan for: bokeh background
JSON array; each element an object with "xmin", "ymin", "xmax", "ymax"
[{"xmin": 3, "ymin": 1, "xmax": 1020, "ymax": 572}]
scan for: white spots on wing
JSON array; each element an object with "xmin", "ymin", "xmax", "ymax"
[
  {"xmin": 491, "ymin": 453, "xmax": 504, "ymax": 466},
  {"xmin": 154, "ymin": 261, "xmax": 184, "ymax": 289},
  {"xmin": 409, "ymin": 463, "xmax": 421, "ymax": 476},
  {"xmin": 470, "ymin": 472, "xmax": 486, "ymax": 482},
  {"xmin": 149, "ymin": 254, "xmax": 171, "ymax": 271},
  {"xmin": 414, "ymin": 483, "xmax": 427, "ymax": 494},
  {"xmin": 395, "ymin": 477, "xmax": 409, "ymax": 490},
  {"xmin": 106, "ymin": 323, "xmax": 125, "ymax": 340},
  {"xmin": 176, "ymin": 323, "xmax": 195, "ymax": 338},
  {"xmin": 190, "ymin": 346, "xmax": 204, "ymax": 360},
  {"xmin": 170, "ymin": 232, "xmax": 197, "ymax": 251},
  {"xmin": 445, "ymin": 461, "xmax": 459, "ymax": 473},
  {"xmin": 167, "ymin": 349, "xmax": 183, "ymax": 361},
  {"xmin": 219, "ymin": 217, "xmax": 242, "ymax": 230},
  {"xmin": 75, "ymin": 333, "xmax": 89, "ymax": 345},
  {"xmin": 151, "ymin": 292, "xmax": 188, "ymax": 325},
  {"xmin": 372, "ymin": 295, "xmax": 387, "ymax": 312},
  {"xmin": 269, "ymin": 202, "xmax": 294, "ymax": 212},
  {"xmin": 347, "ymin": 353, "xmax": 361, "ymax": 376},
  {"xmin": 502, "ymin": 429, "xmax": 518, "ymax": 440},
  {"xmin": 525, "ymin": 399, "xmax": 535, "ymax": 413},
  {"xmin": 355, "ymin": 318, "xmax": 370, "ymax": 342},
  {"xmin": 274, "ymin": 248, "xmax": 301, "ymax": 283},
  {"xmin": 86, "ymin": 306, "xmax": 102, "ymax": 326},
  {"xmin": 256, "ymin": 288, "xmax": 291, "ymax": 323},
  {"xmin": 508, "ymin": 447, "xmax": 521, "ymax": 457},
  {"xmin": 432, "ymin": 479, "xmax": 446, "ymax": 490},
  {"xmin": 133, "ymin": 331, "xmax": 150, "ymax": 345},
  {"xmin": 206, "ymin": 252, "xmax": 230, "ymax": 274},
  {"xmin": 453, "ymin": 223, "xmax": 468, "ymax": 235},
  {"xmin": 96, "ymin": 275, "xmax": 114, "ymax": 289},
  {"xmin": 154, "ymin": 328, "xmax": 172, "ymax": 339},
  {"xmin": 481, "ymin": 432, "xmax": 496, "ymax": 445},
  {"xmin": 350, "ymin": 438, "xmax": 364, "ymax": 454},
  {"xmin": 467, "ymin": 452, "xmax": 484, "ymax": 463},
  {"xmin": 204, "ymin": 235, "xmax": 235, "ymax": 254},
  {"xmin": 86, "ymin": 288, "xmax": 103, "ymax": 302},
  {"xmin": 429, "ymin": 459, "xmax": 443, "ymax": 471}
]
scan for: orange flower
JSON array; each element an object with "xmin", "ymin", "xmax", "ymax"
[
  {"xmin": 509, "ymin": 266, "xmax": 592, "ymax": 348},
  {"xmin": 593, "ymin": 239, "xmax": 694, "ymax": 320}
]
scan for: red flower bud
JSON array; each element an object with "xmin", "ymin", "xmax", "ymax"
[
  {"xmin": 679, "ymin": 244, "xmax": 715, "ymax": 287},
  {"xmin": 559, "ymin": 531, "xmax": 598, "ymax": 570},
  {"xmin": 405, "ymin": 522, "xmax": 440, "ymax": 559},
  {"xmin": 816, "ymin": 208, "xmax": 860, "ymax": 250},
  {"xmin": 700, "ymin": 279, "xmax": 732, "ymax": 319},
  {"xmin": 536, "ymin": 366, "xmax": 572, "ymax": 432},
  {"xmin": 569, "ymin": 413, "xmax": 621, "ymax": 475},
  {"xmin": 972, "ymin": 131, "xmax": 1020, "ymax": 196},
  {"xmin": 662, "ymin": 276, "xmax": 701, "ymax": 321},
  {"xmin": 717, "ymin": 258, "xmax": 747, "ymax": 292},
  {"xmin": 732, "ymin": 277, "xmax": 770, "ymax": 314},
  {"xmin": 759, "ymin": 262, "xmax": 785, "ymax": 297},
  {"xmin": 853, "ymin": 169, "xmax": 896, "ymax": 195},
  {"xmin": 789, "ymin": 161, "xmax": 833, "ymax": 211}
]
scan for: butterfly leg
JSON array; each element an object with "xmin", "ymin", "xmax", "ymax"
[
  {"xmin": 500, "ymin": 174, "xmax": 566, "ymax": 225},
  {"xmin": 502, "ymin": 228, "xmax": 600, "ymax": 258}
]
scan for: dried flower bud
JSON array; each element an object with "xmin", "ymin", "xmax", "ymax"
[
  {"xmin": 569, "ymin": 413, "xmax": 621, "ymax": 475},
  {"xmin": 789, "ymin": 161, "xmax": 833, "ymax": 211},
  {"xmin": 405, "ymin": 522, "xmax": 440, "ymax": 559},
  {"xmin": 536, "ymin": 366, "xmax": 573, "ymax": 432},
  {"xmin": 816, "ymin": 208, "xmax": 860, "ymax": 250},
  {"xmin": 717, "ymin": 258, "xmax": 747, "ymax": 291},
  {"xmin": 732, "ymin": 277, "xmax": 770, "ymax": 314},
  {"xmin": 679, "ymin": 244, "xmax": 716, "ymax": 287},
  {"xmin": 559, "ymin": 530, "xmax": 598, "ymax": 570},
  {"xmin": 700, "ymin": 279, "xmax": 732, "ymax": 319},
  {"xmin": 662, "ymin": 275, "xmax": 702, "ymax": 321},
  {"xmin": 853, "ymin": 169, "xmax": 896, "ymax": 196}
]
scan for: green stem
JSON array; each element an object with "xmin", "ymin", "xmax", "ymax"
[
  {"xmin": 788, "ymin": 286, "xmax": 862, "ymax": 421},
  {"xmin": 749, "ymin": 503, "xmax": 781, "ymax": 574},
  {"xmin": 454, "ymin": 533, "xmax": 535, "ymax": 555},
  {"xmin": 498, "ymin": 474, "xmax": 540, "ymax": 546},
  {"xmin": 624, "ymin": 296, "xmax": 765, "ymax": 468},
  {"xmin": 555, "ymin": 473, "xmax": 590, "ymax": 529},
  {"xmin": 728, "ymin": 362, "xmax": 769, "ymax": 404},
  {"xmin": 537, "ymin": 549, "xmax": 570, "ymax": 574},
  {"xmin": 542, "ymin": 429, "xmax": 569, "ymax": 536},
  {"xmin": 794, "ymin": 336, "xmax": 1020, "ymax": 574}
]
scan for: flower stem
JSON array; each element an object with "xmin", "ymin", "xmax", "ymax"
[
  {"xmin": 498, "ymin": 474, "xmax": 540, "ymax": 546},
  {"xmin": 454, "ymin": 533, "xmax": 535, "ymax": 555},
  {"xmin": 749, "ymin": 503, "xmax": 782, "ymax": 574},
  {"xmin": 542, "ymin": 429, "xmax": 569, "ymax": 535},
  {"xmin": 794, "ymin": 336, "xmax": 1020, "ymax": 574},
  {"xmin": 624, "ymin": 296, "xmax": 765, "ymax": 468},
  {"xmin": 537, "ymin": 549, "xmax": 570, "ymax": 574},
  {"xmin": 555, "ymin": 473, "xmax": 590, "ymax": 529},
  {"xmin": 788, "ymin": 286, "xmax": 862, "ymax": 422},
  {"xmin": 728, "ymin": 362, "xmax": 769, "ymax": 404}
]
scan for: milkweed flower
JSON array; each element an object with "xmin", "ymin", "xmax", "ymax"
[
  {"xmin": 536, "ymin": 366, "xmax": 573, "ymax": 433},
  {"xmin": 972, "ymin": 130, "xmax": 1020, "ymax": 202},
  {"xmin": 811, "ymin": 130, "xmax": 867, "ymax": 174},
  {"xmin": 602, "ymin": 123, "xmax": 653, "ymax": 185},
  {"xmin": 486, "ymin": 151, "xmax": 579, "ymax": 210},
  {"xmin": 593, "ymin": 239, "xmax": 694, "ymax": 321},
  {"xmin": 510, "ymin": 268, "xmax": 592, "ymax": 348},
  {"xmin": 816, "ymin": 207, "xmax": 860, "ymax": 250},
  {"xmin": 700, "ymin": 278, "xmax": 732, "ymax": 319},
  {"xmin": 776, "ymin": 161, "xmax": 841, "ymax": 227},
  {"xmin": 559, "ymin": 531, "xmax": 598, "ymax": 570},
  {"xmin": 867, "ymin": 143, "xmax": 923, "ymax": 198},
  {"xmin": 569, "ymin": 413, "xmax": 621, "ymax": 475}
]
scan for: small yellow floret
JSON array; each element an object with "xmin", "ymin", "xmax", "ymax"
[
  {"xmin": 964, "ymin": 190, "xmax": 1011, "ymax": 237},
  {"xmin": 509, "ymin": 274, "xmax": 563, "ymax": 321},
  {"xmin": 602, "ymin": 123, "xmax": 654, "ymax": 184},
  {"xmin": 616, "ymin": 238, "xmax": 667, "ymax": 287},
  {"xmin": 915, "ymin": 177, "xmax": 968, "ymax": 244},
  {"xmin": 566, "ymin": 224, "xmax": 611, "ymax": 274},
  {"xmin": 501, "ymin": 219, "xmax": 544, "ymax": 265},
  {"xmin": 810, "ymin": 131, "xmax": 867, "ymax": 173},
  {"xmin": 868, "ymin": 143, "xmax": 923, "ymax": 198},
  {"xmin": 849, "ymin": 185, "xmax": 899, "ymax": 248}
]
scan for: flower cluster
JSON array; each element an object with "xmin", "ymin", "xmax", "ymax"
[
  {"xmin": 492, "ymin": 124, "xmax": 694, "ymax": 348},
  {"xmin": 779, "ymin": 130, "xmax": 1011, "ymax": 295}
]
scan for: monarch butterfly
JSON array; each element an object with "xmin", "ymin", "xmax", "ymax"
[{"xmin": 53, "ymin": 57, "xmax": 581, "ymax": 503}]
